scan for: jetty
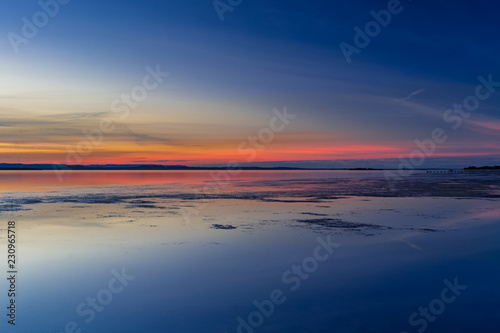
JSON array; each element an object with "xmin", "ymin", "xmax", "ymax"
[{"xmin": 427, "ymin": 166, "xmax": 500, "ymax": 174}]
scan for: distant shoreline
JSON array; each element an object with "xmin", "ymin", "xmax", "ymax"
[
  {"xmin": 0, "ymin": 163, "xmax": 488, "ymax": 171},
  {"xmin": 0, "ymin": 164, "xmax": 370, "ymax": 171}
]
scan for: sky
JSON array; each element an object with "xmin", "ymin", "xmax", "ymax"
[{"xmin": 0, "ymin": 0, "xmax": 499, "ymax": 168}]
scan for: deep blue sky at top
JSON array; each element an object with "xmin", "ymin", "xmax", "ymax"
[
  {"xmin": 3, "ymin": 0, "xmax": 499, "ymax": 81},
  {"xmin": 0, "ymin": 0, "xmax": 499, "ymax": 167}
]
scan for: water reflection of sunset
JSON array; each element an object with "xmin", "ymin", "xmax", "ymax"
[
  {"xmin": 0, "ymin": 170, "xmax": 378, "ymax": 191},
  {"xmin": 0, "ymin": 170, "xmax": 217, "ymax": 191}
]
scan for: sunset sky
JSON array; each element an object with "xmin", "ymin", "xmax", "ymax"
[{"xmin": 1, "ymin": 0, "xmax": 499, "ymax": 168}]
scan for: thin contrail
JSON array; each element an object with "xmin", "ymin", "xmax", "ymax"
[
  {"xmin": 398, "ymin": 238, "xmax": 424, "ymax": 251},
  {"xmin": 395, "ymin": 88, "xmax": 425, "ymax": 102}
]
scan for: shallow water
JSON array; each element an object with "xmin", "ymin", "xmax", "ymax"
[{"xmin": 1, "ymin": 171, "xmax": 499, "ymax": 332}]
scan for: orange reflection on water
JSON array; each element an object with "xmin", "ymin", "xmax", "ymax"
[
  {"xmin": 0, "ymin": 170, "xmax": 218, "ymax": 191},
  {"xmin": 0, "ymin": 169, "xmax": 390, "ymax": 192}
]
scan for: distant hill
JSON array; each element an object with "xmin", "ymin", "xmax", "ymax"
[
  {"xmin": 348, "ymin": 168, "xmax": 384, "ymax": 171},
  {"xmin": 0, "ymin": 163, "xmax": 315, "ymax": 171}
]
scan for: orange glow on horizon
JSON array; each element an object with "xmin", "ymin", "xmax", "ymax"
[{"xmin": 2, "ymin": 141, "xmax": 498, "ymax": 165}]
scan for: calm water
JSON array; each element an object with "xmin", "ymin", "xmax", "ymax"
[{"xmin": 0, "ymin": 171, "xmax": 499, "ymax": 332}]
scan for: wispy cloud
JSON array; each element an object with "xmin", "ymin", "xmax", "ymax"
[
  {"xmin": 398, "ymin": 238, "xmax": 424, "ymax": 251},
  {"xmin": 394, "ymin": 88, "xmax": 425, "ymax": 102}
]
